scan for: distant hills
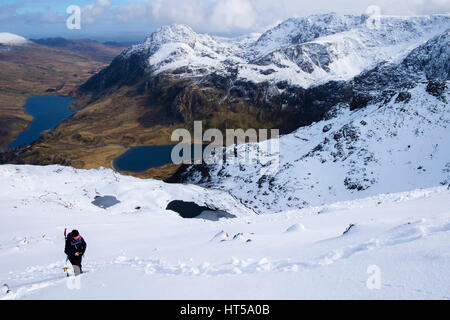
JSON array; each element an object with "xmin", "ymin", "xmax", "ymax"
[{"xmin": 30, "ymin": 37, "xmax": 129, "ymax": 63}]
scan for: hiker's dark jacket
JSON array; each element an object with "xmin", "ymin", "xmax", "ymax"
[{"xmin": 65, "ymin": 233, "xmax": 87, "ymax": 265}]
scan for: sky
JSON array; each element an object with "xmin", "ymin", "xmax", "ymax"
[{"xmin": 0, "ymin": 0, "xmax": 449, "ymax": 41}]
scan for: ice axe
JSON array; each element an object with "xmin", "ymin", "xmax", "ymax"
[
  {"xmin": 63, "ymin": 228, "xmax": 69, "ymax": 276},
  {"xmin": 63, "ymin": 267, "xmax": 69, "ymax": 277}
]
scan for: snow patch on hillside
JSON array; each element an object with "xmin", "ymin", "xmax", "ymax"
[{"xmin": 0, "ymin": 33, "xmax": 28, "ymax": 46}]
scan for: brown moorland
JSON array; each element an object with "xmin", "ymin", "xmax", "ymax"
[{"xmin": 0, "ymin": 40, "xmax": 126, "ymax": 151}]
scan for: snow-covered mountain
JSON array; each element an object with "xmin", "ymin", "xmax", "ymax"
[
  {"xmin": 353, "ymin": 29, "xmax": 450, "ymax": 91},
  {"xmin": 1, "ymin": 165, "xmax": 449, "ymax": 299},
  {"xmin": 76, "ymin": 13, "xmax": 449, "ymax": 138},
  {"xmin": 0, "ymin": 33, "xmax": 29, "ymax": 46},
  {"xmin": 144, "ymin": 14, "xmax": 449, "ymax": 214},
  {"xmin": 119, "ymin": 13, "xmax": 449, "ymax": 88},
  {"xmin": 175, "ymin": 81, "xmax": 449, "ymax": 214}
]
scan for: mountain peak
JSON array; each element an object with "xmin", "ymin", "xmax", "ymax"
[
  {"xmin": 147, "ymin": 24, "xmax": 197, "ymax": 45},
  {"xmin": 123, "ymin": 23, "xmax": 198, "ymax": 58}
]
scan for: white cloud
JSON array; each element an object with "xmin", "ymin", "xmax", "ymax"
[
  {"xmin": 116, "ymin": 1, "xmax": 150, "ymax": 23},
  {"xmin": 373, "ymin": 0, "xmax": 450, "ymax": 15},
  {"xmin": 115, "ymin": 0, "xmax": 263, "ymax": 33},
  {"xmin": 102, "ymin": 0, "xmax": 450, "ymax": 34},
  {"xmin": 148, "ymin": 0, "xmax": 211, "ymax": 29},
  {"xmin": 25, "ymin": 10, "xmax": 66, "ymax": 24},
  {"xmin": 209, "ymin": 0, "xmax": 257, "ymax": 31},
  {"xmin": 112, "ymin": 0, "xmax": 448, "ymax": 35},
  {"xmin": 82, "ymin": 0, "xmax": 112, "ymax": 25},
  {"xmin": 2, "ymin": 0, "xmax": 449, "ymax": 36}
]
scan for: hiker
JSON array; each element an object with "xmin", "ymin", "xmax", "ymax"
[{"xmin": 64, "ymin": 230, "xmax": 87, "ymax": 276}]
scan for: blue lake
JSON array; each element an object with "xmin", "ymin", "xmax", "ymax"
[
  {"xmin": 113, "ymin": 145, "xmax": 208, "ymax": 173},
  {"xmin": 9, "ymin": 95, "xmax": 76, "ymax": 149}
]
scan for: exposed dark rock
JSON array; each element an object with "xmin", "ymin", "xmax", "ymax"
[
  {"xmin": 166, "ymin": 200, "xmax": 236, "ymax": 220},
  {"xmin": 343, "ymin": 224, "xmax": 356, "ymax": 235},
  {"xmin": 426, "ymin": 80, "xmax": 447, "ymax": 101},
  {"xmin": 349, "ymin": 93, "xmax": 372, "ymax": 111},
  {"xmin": 344, "ymin": 177, "xmax": 369, "ymax": 191},
  {"xmin": 322, "ymin": 124, "xmax": 332, "ymax": 133},
  {"xmin": 78, "ymin": 53, "xmax": 148, "ymax": 99},
  {"xmin": 395, "ymin": 91, "xmax": 412, "ymax": 103},
  {"xmin": 260, "ymin": 69, "xmax": 276, "ymax": 75}
]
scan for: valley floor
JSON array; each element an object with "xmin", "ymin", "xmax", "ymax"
[{"xmin": 0, "ymin": 165, "xmax": 449, "ymax": 300}]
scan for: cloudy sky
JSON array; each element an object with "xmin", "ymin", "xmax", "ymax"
[{"xmin": 1, "ymin": 0, "xmax": 449, "ymax": 41}]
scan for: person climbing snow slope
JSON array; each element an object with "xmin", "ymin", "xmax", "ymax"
[{"xmin": 64, "ymin": 230, "xmax": 87, "ymax": 276}]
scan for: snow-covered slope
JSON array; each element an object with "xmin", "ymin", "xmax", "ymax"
[
  {"xmin": 121, "ymin": 14, "xmax": 450, "ymax": 88},
  {"xmin": 247, "ymin": 14, "xmax": 364, "ymax": 59},
  {"xmin": 0, "ymin": 165, "xmax": 449, "ymax": 299},
  {"xmin": 179, "ymin": 81, "xmax": 450, "ymax": 214},
  {"xmin": 352, "ymin": 29, "xmax": 450, "ymax": 92},
  {"xmin": 0, "ymin": 33, "xmax": 28, "ymax": 46},
  {"xmin": 0, "ymin": 165, "xmax": 253, "ymax": 217}
]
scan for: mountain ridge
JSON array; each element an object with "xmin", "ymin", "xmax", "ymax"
[{"xmin": 112, "ymin": 13, "xmax": 450, "ymax": 87}]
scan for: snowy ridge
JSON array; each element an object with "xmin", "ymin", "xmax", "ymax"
[
  {"xmin": 246, "ymin": 15, "xmax": 450, "ymax": 87},
  {"xmin": 0, "ymin": 165, "xmax": 449, "ymax": 299},
  {"xmin": 353, "ymin": 29, "xmax": 450, "ymax": 90},
  {"xmin": 248, "ymin": 14, "xmax": 365, "ymax": 59},
  {"xmin": 181, "ymin": 82, "xmax": 450, "ymax": 213},
  {"xmin": 120, "ymin": 14, "xmax": 450, "ymax": 88}
]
